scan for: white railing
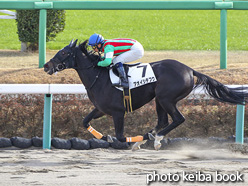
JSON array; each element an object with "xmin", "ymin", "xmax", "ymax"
[
  {"xmin": 0, "ymin": 84, "xmax": 86, "ymax": 94},
  {"xmin": 0, "ymin": 84, "xmax": 246, "ymax": 149},
  {"xmin": 0, "ymin": 10, "xmax": 16, "ymax": 19}
]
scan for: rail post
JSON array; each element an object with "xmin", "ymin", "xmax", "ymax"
[
  {"xmin": 220, "ymin": 9, "xmax": 227, "ymax": 69},
  {"xmin": 38, "ymin": 9, "xmax": 47, "ymax": 68},
  {"xmin": 43, "ymin": 94, "xmax": 53, "ymax": 149},
  {"xmin": 236, "ymin": 104, "xmax": 245, "ymax": 144},
  {"xmin": 35, "ymin": 1, "xmax": 53, "ymax": 68}
]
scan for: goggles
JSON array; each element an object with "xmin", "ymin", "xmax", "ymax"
[{"xmin": 91, "ymin": 45, "xmax": 97, "ymax": 50}]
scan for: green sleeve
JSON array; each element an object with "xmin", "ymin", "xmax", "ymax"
[
  {"xmin": 97, "ymin": 58, "xmax": 112, "ymax": 67},
  {"xmin": 97, "ymin": 45, "xmax": 114, "ymax": 67}
]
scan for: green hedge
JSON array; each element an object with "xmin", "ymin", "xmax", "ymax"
[
  {"xmin": 16, "ymin": 10, "xmax": 65, "ymax": 50},
  {"xmin": 0, "ymin": 95, "xmax": 246, "ymax": 139}
]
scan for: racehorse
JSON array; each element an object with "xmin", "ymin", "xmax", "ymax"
[{"xmin": 44, "ymin": 39, "xmax": 248, "ymax": 150}]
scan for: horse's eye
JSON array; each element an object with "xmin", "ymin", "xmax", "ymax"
[{"xmin": 61, "ymin": 51, "xmax": 66, "ymax": 55}]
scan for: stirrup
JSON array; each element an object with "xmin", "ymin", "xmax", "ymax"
[{"xmin": 113, "ymin": 81, "xmax": 129, "ymax": 89}]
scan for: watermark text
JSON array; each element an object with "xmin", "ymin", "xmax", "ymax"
[{"xmin": 146, "ymin": 171, "xmax": 244, "ymax": 185}]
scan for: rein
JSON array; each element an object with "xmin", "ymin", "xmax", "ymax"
[
  {"xmin": 70, "ymin": 48, "xmax": 102, "ymax": 90},
  {"xmin": 86, "ymin": 69, "xmax": 101, "ymax": 90},
  {"xmin": 81, "ymin": 54, "xmax": 102, "ymax": 90}
]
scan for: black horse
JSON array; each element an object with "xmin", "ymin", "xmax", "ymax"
[{"xmin": 44, "ymin": 39, "xmax": 248, "ymax": 150}]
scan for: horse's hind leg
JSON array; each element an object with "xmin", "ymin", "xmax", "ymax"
[
  {"xmin": 154, "ymin": 100, "xmax": 185, "ymax": 150},
  {"xmin": 132, "ymin": 99, "xmax": 169, "ymax": 151},
  {"xmin": 83, "ymin": 108, "xmax": 112, "ymax": 142},
  {"xmin": 149, "ymin": 98, "xmax": 169, "ymax": 136}
]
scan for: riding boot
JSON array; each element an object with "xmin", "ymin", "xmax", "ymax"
[{"xmin": 112, "ymin": 62, "xmax": 129, "ymax": 89}]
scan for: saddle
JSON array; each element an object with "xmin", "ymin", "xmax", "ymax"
[{"xmin": 112, "ymin": 63, "xmax": 141, "ymax": 77}]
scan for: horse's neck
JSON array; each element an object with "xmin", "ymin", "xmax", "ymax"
[
  {"xmin": 75, "ymin": 50, "xmax": 106, "ymax": 91},
  {"xmin": 76, "ymin": 68, "xmax": 109, "ymax": 95}
]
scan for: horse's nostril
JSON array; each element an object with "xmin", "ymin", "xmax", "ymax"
[{"xmin": 44, "ymin": 64, "xmax": 49, "ymax": 68}]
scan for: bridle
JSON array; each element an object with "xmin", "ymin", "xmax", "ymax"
[
  {"xmin": 52, "ymin": 46, "xmax": 102, "ymax": 90},
  {"xmin": 51, "ymin": 47, "xmax": 77, "ymax": 72}
]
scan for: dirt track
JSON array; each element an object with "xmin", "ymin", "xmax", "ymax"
[
  {"xmin": 0, "ymin": 145, "xmax": 247, "ymax": 186},
  {"xmin": 1, "ymin": 50, "xmax": 248, "ymax": 84}
]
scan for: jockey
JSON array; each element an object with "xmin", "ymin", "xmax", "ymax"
[{"xmin": 88, "ymin": 33, "xmax": 144, "ymax": 89}]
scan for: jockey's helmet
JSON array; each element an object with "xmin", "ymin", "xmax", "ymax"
[{"xmin": 88, "ymin": 33, "xmax": 105, "ymax": 47}]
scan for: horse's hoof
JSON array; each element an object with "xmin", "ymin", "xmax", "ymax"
[
  {"xmin": 107, "ymin": 135, "xmax": 113, "ymax": 143},
  {"xmin": 154, "ymin": 135, "xmax": 164, "ymax": 151},
  {"xmin": 132, "ymin": 140, "xmax": 147, "ymax": 151},
  {"xmin": 148, "ymin": 133, "xmax": 155, "ymax": 140},
  {"xmin": 154, "ymin": 142, "xmax": 162, "ymax": 151},
  {"xmin": 132, "ymin": 143, "xmax": 141, "ymax": 151}
]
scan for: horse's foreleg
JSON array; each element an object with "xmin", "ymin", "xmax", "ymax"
[
  {"xmin": 83, "ymin": 108, "xmax": 112, "ymax": 142},
  {"xmin": 113, "ymin": 113, "xmax": 145, "ymax": 143},
  {"xmin": 113, "ymin": 113, "xmax": 126, "ymax": 142},
  {"xmin": 83, "ymin": 108, "xmax": 104, "ymax": 128}
]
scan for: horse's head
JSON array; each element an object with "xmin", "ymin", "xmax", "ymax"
[{"xmin": 44, "ymin": 39, "xmax": 78, "ymax": 75}]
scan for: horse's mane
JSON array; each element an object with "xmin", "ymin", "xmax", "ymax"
[{"xmin": 78, "ymin": 40, "xmax": 100, "ymax": 62}]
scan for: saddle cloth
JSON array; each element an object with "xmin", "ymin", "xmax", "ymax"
[{"xmin": 109, "ymin": 63, "xmax": 157, "ymax": 91}]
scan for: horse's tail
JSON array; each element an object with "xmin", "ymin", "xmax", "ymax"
[{"xmin": 193, "ymin": 70, "xmax": 248, "ymax": 105}]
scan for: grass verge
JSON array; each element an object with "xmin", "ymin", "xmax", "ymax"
[{"xmin": 1, "ymin": 10, "xmax": 248, "ymax": 50}]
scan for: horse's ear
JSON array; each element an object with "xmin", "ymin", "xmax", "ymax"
[
  {"xmin": 69, "ymin": 39, "xmax": 78, "ymax": 48},
  {"xmin": 69, "ymin": 39, "xmax": 74, "ymax": 46}
]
